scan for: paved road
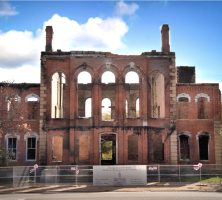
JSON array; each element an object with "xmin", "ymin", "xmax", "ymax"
[{"xmin": 0, "ymin": 192, "xmax": 222, "ymax": 200}]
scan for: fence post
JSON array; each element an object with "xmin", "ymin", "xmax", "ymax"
[
  {"xmin": 199, "ymin": 167, "xmax": 202, "ymax": 185},
  {"xmin": 158, "ymin": 165, "xmax": 160, "ymax": 182},
  {"xmin": 178, "ymin": 165, "xmax": 181, "ymax": 183}
]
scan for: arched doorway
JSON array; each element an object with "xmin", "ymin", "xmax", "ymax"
[{"xmin": 100, "ymin": 133, "xmax": 117, "ymax": 165}]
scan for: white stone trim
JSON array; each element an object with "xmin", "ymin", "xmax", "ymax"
[
  {"xmin": 178, "ymin": 131, "xmax": 192, "ymax": 138},
  {"xmin": 25, "ymin": 93, "xmax": 40, "ymax": 102},
  {"xmin": 196, "ymin": 131, "xmax": 211, "ymax": 140},
  {"xmin": 24, "ymin": 132, "xmax": 39, "ymax": 141},
  {"xmin": 195, "ymin": 93, "xmax": 210, "ymax": 102},
  {"xmin": 176, "ymin": 93, "xmax": 191, "ymax": 102},
  {"xmin": 5, "ymin": 133, "xmax": 20, "ymax": 141}
]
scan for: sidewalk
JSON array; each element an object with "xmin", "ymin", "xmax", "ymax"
[{"xmin": 0, "ymin": 182, "xmax": 222, "ymax": 194}]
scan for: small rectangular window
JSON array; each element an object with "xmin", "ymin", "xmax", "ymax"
[
  {"xmin": 7, "ymin": 138, "xmax": 17, "ymax": 160},
  {"xmin": 27, "ymin": 137, "xmax": 36, "ymax": 160}
]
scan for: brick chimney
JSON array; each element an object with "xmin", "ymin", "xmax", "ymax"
[
  {"xmin": 161, "ymin": 24, "xmax": 170, "ymax": 53},
  {"xmin": 45, "ymin": 26, "xmax": 53, "ymax": 52}
]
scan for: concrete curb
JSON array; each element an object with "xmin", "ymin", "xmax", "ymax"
[{"xmin": 0, "ymin": 183, "xmax": 221, "ymax": 194}]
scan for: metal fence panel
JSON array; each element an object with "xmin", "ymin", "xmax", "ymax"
[{"xmin": 0, "ymin": 164, "xmax": 221, "ymax": 187}]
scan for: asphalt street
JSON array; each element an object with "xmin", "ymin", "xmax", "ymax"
[{"xmin": 0, "ymin": 192, "xmax": 222, "ymax": 200}]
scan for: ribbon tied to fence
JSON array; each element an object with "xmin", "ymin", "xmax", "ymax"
[
  {"xmin": 30, "ymin": 164, "xmax": 39, "ymax": 173},
  {"xmin": 193, "ymin": 162, "xmax": 203, "ymax": 171},
  {"xmin": 71, "ymin": 166, "xmax": 80, "ymax": 175}
]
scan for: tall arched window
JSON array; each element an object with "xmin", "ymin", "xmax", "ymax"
[
  {"xmin": 197, "ymin": 97, "xmax": 208, "ymax": 119},
  {"xmin": 24, "ymin": 132, "xmax": 39, "ymax": 161},
  {"xmin": 136, "ymin": 98, "xmax": 140, "ymax": 117},
  {"xmin": 5, "ymin": 133, "xmax": 20, "ymax": 161},
  {"xmin": 125, "ymin": 70, "xmax": 140, "ymax": 118},
  {"xmin": 7, "ymin": 94, "xmax": 21, "ymax": 119},
  {"xmin": 151, "ymin": 72, "xmax": 165, "ymax": 118},
  {"xmin": 85, "ymin": 98, "xmax": 92, "ymax": 118},
  {"xmin": 125, "ymin": 100, "xmax": 128, "ymax": 117},
  {"xmin": 51, "ymin": 72, "xmax": 66, "ymax": 118},
  {"xmin": 77, "ymin": 71, "xmax": 92, "ymax": 118},
  {"xmin": 77, "ymin": 71, "xmax": 92, "ymax": 84},
  {"xmin": 179, "ymin": 134, "xmax": 190, "ymax": 160},
  {"xmin": 177, "ymin": 94, "xmax": 190, "ymax": 119},
  {"xmin": 199, "ymin": 133, "xmax": 209, "ymax": 160},
  {"xmin": 125, "ymin": 71, "xmax": 139, "ymax": 84},
  {"xmin": 102, "ymin": 98, "xmax": 112, "ymax": 121},
  {"xmin": 101, "ymin": 71, "xmax": 115, "ymax": 84},
  {"xmin": 25, "ymin": 94, "xmax": 39, "ymax": 120}
]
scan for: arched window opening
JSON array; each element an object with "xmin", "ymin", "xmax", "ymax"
[
  {"xmin": 7, "ymin": 94, "xmax": 21, "ymax": 119},
  {"xmin": 26, "ymin": 94, "xmax": 39, "ymax": 120},
  {"xmin": 125, "ymin": 100, "xmax": 128, "ymax": 117},
  {"xmin": 179, "ymin": 135, "xmax": 190, "ymax": 160},
  {"xmin": 77, "ymin": 71, "xmax": 92, "ymax": 84},
  {"xmin": 151, "ymin": 73, "xmax": 165, "ymax": 118},
  {"xmin": 178, "ymin": 97, "xmax": 189, "ymax": 102},
  {"xmin": 125, "ymin": 71, "xmax": 139, "ymax": 84},
  {"xmin": 85, "ymin": 98, "xmax": 92, "ymax": 118},
  {"xmin": 101, "ymin": 71, "xmax": 115, "ymax": 84},
  {"xmin": 197, "ymin": 97, "xmax": 208, "ymax": 119},
  {"xmin": 102, "ymin": 98, "xmax": 112, "ymax": 121},
  {"xmin": 177, "ymin": 97, "xmax": 189, "ymax": 119},
  {"xmin": 136, "ymin": 98, "xmax": 140, "ymax": 117},
  {"xmin": 24, "ymin": 132, "xmax": 38, "ymax": 161},
  {"xmin": 25, "ymin": 94, "xmax": 39, "ymax": 102},
  {"xmin": 177, "ymin": 93, "xmax": 191, "ymax": 102},
  {"xmin": 5, "ymin": 134, "xmax": 20, "ymax": 161},
  {"xmin": 199, "ymin": 134, "xmax": 209, "ymax": 160},
  {"xmin": 7, "ymin": 137, "xmax": 17, "ymax": 160},
  {"xmin": 51, "ymin": 72, "xmax": 66, "ymax": 118}
]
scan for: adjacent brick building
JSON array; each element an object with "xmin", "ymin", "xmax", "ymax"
[{"xmin": 0, "ymin": 24, "xmax": 221, "ymax": 166}]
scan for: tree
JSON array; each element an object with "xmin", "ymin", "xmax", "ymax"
[{"xmin": 0, "ymin": 82, "xmax": 31, "ymax": 165}]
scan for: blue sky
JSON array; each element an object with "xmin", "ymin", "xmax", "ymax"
[{"xmin": 0, "ymin": 0, "xmax": 222, "ymax": 90}]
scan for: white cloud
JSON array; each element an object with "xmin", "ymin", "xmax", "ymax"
[
  {"xmin": 0, "ymin": 13, "xmax": 129, "ymax": 82},
  {"xmin": 0, "ymin": 13, "xmax": 128, "ymax": 69},
  {"xmin": 0, "ymin": 65, "xmax": 40, "ymax": 83},
  {"xmin": 0, "ymin": 30, "xmax": 42, "ymax": 68},
  {"xmin": 115, "ymin": 0, "xmax": 139, "ymax": 17},
  {"xmin": 44, "ymin": 14, "xmax": 128, "ymax": 51},
  {"xmin": 0, "ymin": 1, "xmax": 18, "ymax": 16}
]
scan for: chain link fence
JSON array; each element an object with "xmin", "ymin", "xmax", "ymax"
[{"xmin": 0, "ymin": 164, "xmax": 221, "ymax": 187}]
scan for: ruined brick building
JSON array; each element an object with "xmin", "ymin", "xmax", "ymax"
[{"xmin": 0, "ymin": 24, "xmax": 222, "ymax": 166}]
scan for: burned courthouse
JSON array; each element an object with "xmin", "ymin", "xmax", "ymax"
[{"xmin": 1, "ymin": 24, "xmax": 222, "ymax": 166}]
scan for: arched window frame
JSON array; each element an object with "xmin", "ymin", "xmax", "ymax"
[
  {"xmin": 77, "ymin": 71, "xmax": 92, "ymax": 84},
  {"xmin": 136, "ymin": 98, "xmax": 140, "ymax": 118},
  {"xmin": 51, "ymin": 72, "xmax": 66, "ymax": 118},
  {"xmin": 196, "ymin": 132, "xmax": 210, "ymax": 161},
  {"xmin": 177, "ymin": 93, "xmax": 191, "ymax": 102},
  {"xmin": 150, "ymin": 71, "xmax": 165, "ymax": 118},
  {"xmin": 25, "ymin": 94, "xmax": 40, "ymax": 102},
  {"xmin": 5, "ymin": 133, "xmax": 20, "ymax": 161},
  {"xmin": 85, "ymin": 97, "xmax": 92, "ymax": 118},
  {"xmin": 101, "ymin": 71, "xmax": 116, "ymax": 84},
  {"xmin": 24, "ymin": 132, "xmax": 39, "ymax": 161},
  {"xmin": 101, "ymin": 98, "xmax": 112, "ymax": 121},
  {"xmin": 178, "ymin": 132, "xmax": 191, "ymax": 161},
  {"xmin": 125, "ymin": 99, "xmax": 128, "ymax": 117},
  {"xmin": 125, "ymin": 71, "xmax": 140, "ymax": 84},
  {"xmin": 195, "ymin": 93, "xmax": 210, "ymax": 102}
]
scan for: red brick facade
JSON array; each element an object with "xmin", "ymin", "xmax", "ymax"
[{"xmin": 0, "ymin": 24, "xmax": 221, "ymax": 166}]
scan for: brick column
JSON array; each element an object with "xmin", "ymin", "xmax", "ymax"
[
  {"xmin": 39, "ymin": 57, "xmax": 48, "ymax": 165},
  {"xmin": 169, "ymin": 57, "xmax": 178, "ymax": 164},
  {"xmin": 214, "ymin": 121, "xmax": 222, "ymax": 164}
]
